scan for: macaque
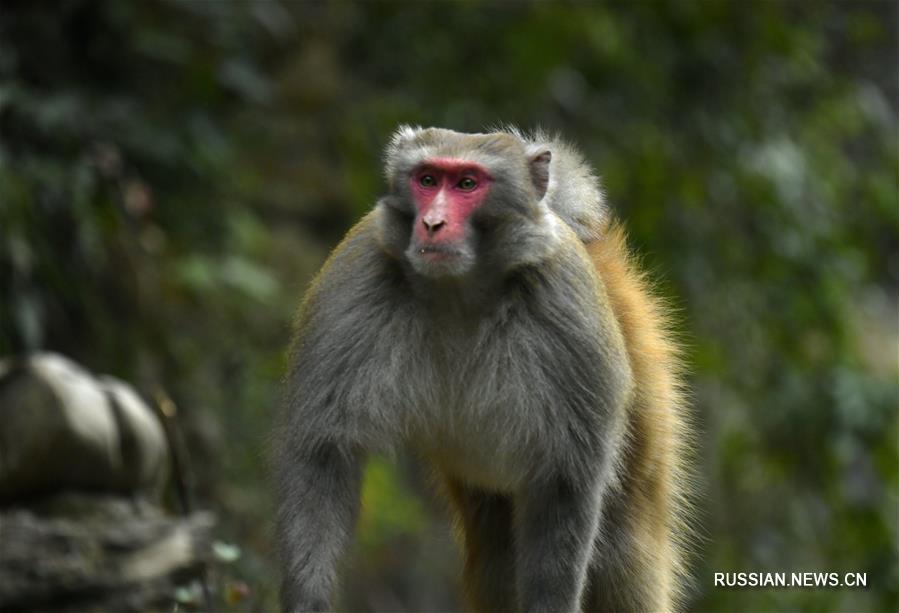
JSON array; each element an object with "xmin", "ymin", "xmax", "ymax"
[{"xmin": 275, "ymin": 127, "xmax": 690, "ymax": 613}]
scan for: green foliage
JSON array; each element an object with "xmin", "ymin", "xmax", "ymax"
[
  {"xmin": 1, "ymin": 1, "xmax": 896, "ymax": 611},
  {"xmin": 358, "ymin": 458, "xmax": 427, "ymax": 551}
]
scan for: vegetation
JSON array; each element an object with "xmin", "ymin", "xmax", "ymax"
[{"xmin": 1, "ymin": 1, "xmax": 896, "ymax": 611}]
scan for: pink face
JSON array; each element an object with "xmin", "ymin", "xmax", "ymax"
[{"xmin": 409, "ymin": 158, "xmax": 493, "ymax": 250}]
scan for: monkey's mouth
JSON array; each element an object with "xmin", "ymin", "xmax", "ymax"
[
  {"xmin": 415, "ymin": 245, "xmax": 463, "ymax": 260},
  {"xmin": 407, "ymin": 243, "xmax": 473, "ymax": 277}
]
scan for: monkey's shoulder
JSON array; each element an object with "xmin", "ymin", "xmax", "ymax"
[{"xmin": 294, "ymin": 214, "xmax": 397, "ymax": 319}]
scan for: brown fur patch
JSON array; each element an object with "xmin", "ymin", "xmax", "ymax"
[{"xmin": 584, "ymin": 221, "xmax": 692, "ymax": 612}]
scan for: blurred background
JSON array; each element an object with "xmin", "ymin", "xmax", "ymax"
[{"xmin": 1, "ymin": 1, "xmax": 897, "ymax": 611}]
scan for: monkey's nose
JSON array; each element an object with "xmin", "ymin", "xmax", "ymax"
[{"xmin": 422, "ymin": 218, "xmax": 446, "ymax": 235}]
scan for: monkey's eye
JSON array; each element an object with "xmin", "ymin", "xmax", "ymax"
[
  {"xmin": 419, "ymin": 175, "xmax": 437, "ymax": 188},
  {"xmin": 457, "ymin": 177, "xmax": 477, "ymax": 191}
]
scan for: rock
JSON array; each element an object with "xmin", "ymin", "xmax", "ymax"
[
  {"xmin": 0, "ymin": 353, "xmax": 168, "ymax": 502},
  {"xmin": 0, "ymin": 493, "xmax": 215, "ymax": 611},
  {"xmin": 100, "ymin": 375, "xmax": 168, "ymax": 492}
]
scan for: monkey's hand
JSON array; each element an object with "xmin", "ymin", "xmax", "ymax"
[{"xmin": 282, "ymin": 595, "xmax": 330, "ymax": 613}]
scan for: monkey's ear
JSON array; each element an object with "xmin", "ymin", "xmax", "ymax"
[{"xmin": 529, "ymin": 150, "xmax": 552, "ymax": 200}]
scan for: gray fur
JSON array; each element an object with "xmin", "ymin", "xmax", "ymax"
[
  {"xmin": 492, "ymin": 125, "xmax": 609, "ymax": 241},
  {"xmin": 276, "ymin": 127, "xmax": 636, "ymax": 613}
]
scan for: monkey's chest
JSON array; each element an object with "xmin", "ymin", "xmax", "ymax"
[
  {"xmin": 388, "ymin": 307, "xmax": 606, "ymax": 491},
  {"xmin": 405, "ymin": 354, "xmax": 567, "ymax": 492}
]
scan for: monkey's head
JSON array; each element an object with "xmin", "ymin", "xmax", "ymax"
[{"xmin": 377, "ymin": 126, "xmax": 558, "ymax": 279}]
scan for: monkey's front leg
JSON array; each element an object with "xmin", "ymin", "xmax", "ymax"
[
  {"xmin": 514, "ymin": 475, "xmax": 603, "ymax": 613},
  {"xmin": 276, "ymin": 442, "xmax": 364, "ymax": 613}
]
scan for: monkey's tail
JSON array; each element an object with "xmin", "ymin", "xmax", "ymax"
[{"xmin": 585, "ymin": 220, "xmax": 696, "ymax": 611}]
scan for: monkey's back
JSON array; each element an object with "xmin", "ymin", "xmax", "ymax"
[{"xmin": 583, "ymin": 222, "xmax": 691, "ymax": 611}]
